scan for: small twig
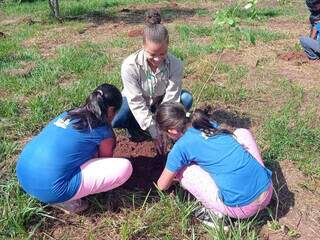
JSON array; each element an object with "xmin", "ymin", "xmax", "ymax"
[
  {"xmin": 194, "ymin": 54, "xmax": 222, "ymax": 107},
  {"xmin": 295, "ymin": 211, "xmax": 302, "ymax": 228},
  {"xmin": 43, "ymin": 232, "xmax": 58, "ymax": 240},
  {"xmin": 273, "ymin": 171, "xmax": 281, "ymax": 220},
  {"xmin": 39, "ymin": 211, "xmax": 67, "ymax": 224}
]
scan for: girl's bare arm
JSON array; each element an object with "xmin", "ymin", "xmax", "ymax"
[{"xmin": 157, "ymin": 168, "xmax": 176, "ymax": 191}]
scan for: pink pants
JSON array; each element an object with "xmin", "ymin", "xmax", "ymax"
[
  {"xmin": 69, "ymin": 157, "xmax": 132, "ymax": 201},
  {"xmin": 177, "ymin": 128, "xmax": 273, "ymax": 219}
]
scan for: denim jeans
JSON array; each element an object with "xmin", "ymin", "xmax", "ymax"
[
  {"xmin": 112, "ymin": 90, "xmax": 193, "ymax": 138},
  {"xmin": 300, "ymin": 36, "xmax": 320, "ymax": 60}
]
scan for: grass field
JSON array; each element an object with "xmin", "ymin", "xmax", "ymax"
[{"xmin": 1, "ymin": 0, "xmax": 320, "ymax": 239}]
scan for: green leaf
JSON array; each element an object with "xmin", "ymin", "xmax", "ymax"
[{"xmin": 227, "ymin": 18, "xmax": 236, "ymax": 27}]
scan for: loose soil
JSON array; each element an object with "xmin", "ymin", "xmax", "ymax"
[
  {"xmin": 260, "ymin": 160, "xmax": 320, "ymax": 240},
  {"xmin": 278, "ymin": 51, "xmax": 309, "ymax": 63},
  {"xmin": 113, "ymin": 136, "xmax": 167, "ymax": 190},
  {"xmin": 127, "ymin": 28, "xmax": 143, "ymax": 38}
]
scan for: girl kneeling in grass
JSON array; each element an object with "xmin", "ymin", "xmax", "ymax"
[
  {"xmin": 16, "ymin": 84, "xmax": 132, "ymax": 213},
  {"xmin": 155, "ymin": 103, "xmax": 272, "ymax": 220}
]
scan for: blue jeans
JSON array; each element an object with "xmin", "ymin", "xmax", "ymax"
[
  {"xmin": 112, "ymin": 90, "xmax": 193, "ymax": 135},
  {"xmin": 300, "ymin": 36, "xmax": 320, "ymax": 60}
]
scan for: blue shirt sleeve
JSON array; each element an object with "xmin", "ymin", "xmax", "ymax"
[
  {"xmin": 96, "ymin": 125, "xmax": 113, "ymax": 139},
  {"xmin": 165, "ymin": 144, "xmax": 190, "ymax": 173},
  {"xmin": 88, "ymin": 125, "xmax": 113, "ymax": 144}
]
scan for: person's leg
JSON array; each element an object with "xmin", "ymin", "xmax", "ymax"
[
  {"xmin": 112, "ymin": 97, "xmax": 134, "ymax": 128},
  {"xmin": 70, "ymin": 157, "xmax": 132, "ymax": 201},
  {"xmin": 112, "ymin": 97, "xmax": 151, "ymax": 141},
  {"xmin": 180, "ymin": 89, "xmax": 193, "ymax": 111},
  {"xmin": 178, "ymin": 164, "xmax": 272, "ymax": 219},
  {"xmin": 52, "ymin": 157, "xmax": 132, "ymax": 213},
  {"xmin": 177, "ymin": 164, "xmax": 227, "ymax": 216},
  {"xmin": 178, "ymin": 134, "xmax": 273, "ymax": 219},
  {"xmin": 300, "ymin": 36, "xmax": 320, "ymax": 60},
  {"xmin": 233, "ymin": 128, "xmax": 264, "ymax": 166}
]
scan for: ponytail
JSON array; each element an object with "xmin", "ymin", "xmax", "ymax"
[
  {"xmin": 190, "ymin": 108, "xmax": 232, "ymax": 137},
  {"xmin": 156, "ymin": 103, "xmax": 231, "ymax": 137},
  {"xmin": 65, "ymin": 84, "xmax": 122, "ymax": 130}
]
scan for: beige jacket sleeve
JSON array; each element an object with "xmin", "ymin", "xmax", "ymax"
[
  {"xmin": 161, "ymin": 55, "xmax": 183, "ymax": 104},
  {"xmin": 121, "ymin": 58, "xmax": 158, "ymax": 138}
]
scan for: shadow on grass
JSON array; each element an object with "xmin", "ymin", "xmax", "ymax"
[
  {"xmin": 268, "ymin": 160, "xmax": 295, "ymax": 220},
  {"xmin": 253, "ymin": 160, "xmax": 295, "ymax": 230},
  {"xmin": 63, "ymin": 7, "xmax": 204, "ymax": 25},
  {"xmin": 210, "ymin": 108, "xmax": 252, "ymax": 129}
]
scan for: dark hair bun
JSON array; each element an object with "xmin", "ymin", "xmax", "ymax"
[
  {"xmin": 145, "ymin": 9, "xmax": 161, "ymax": 26},
  {"xmin": 307, "ymin": 0, "xmax": 320, "ymax": 11}
]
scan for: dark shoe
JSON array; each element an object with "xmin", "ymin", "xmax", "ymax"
[
  {"xmin": 51, "ymin": 199, "xmax": 89, "ymax": 214},
  {"xmin": 194, "ymin": 207, "xmax": 229, "ymax": 231}
]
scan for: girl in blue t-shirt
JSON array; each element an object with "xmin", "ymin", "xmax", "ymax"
[
  {"xmin": 155, "ymin": 103, "xmax": 273, "ymax": 219},
  {"xmin": 16, "ymin": 84, "xmax": 132, "ymax": 213}
]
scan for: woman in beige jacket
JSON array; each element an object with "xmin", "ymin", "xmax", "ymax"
[{"xmin": 112, "ymin": 9, "xmax": 193, "ymax": 153}]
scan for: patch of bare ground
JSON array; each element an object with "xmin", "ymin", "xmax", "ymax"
[
  {"xmin": 58, "ymin": 73, "xmax": 78, "ymax": 88},
  {"xmin": 20, "ymin": 1, "xmax": 221, "ymax": 59},
  {"xmin": 127, "ymin": 28, "xmax": 143, "ymax": 37},
  {"xmin": 262, "ymin": 16, "xmax": 306, "ymax": 36},
  {"xmin": 209, "ymin": 41, "xmax": 279, "ymax": 70},
  {"xmin": 260, "ymin": 160, "xmax": 320, "ymax": 240},
  {"xmin": 0, "ymin": 16, "xmax": 44, "ymax": 26},
  {"xmin": 276, "ymin": 53, "xmax": 320, "ymax": 94},
  {"xmin": 22, "ymin": 22, "xmax": 143, "ymax": 59},
  {"xmin": 206, "ymin": 37, "xmax": 320, "ymax": 110},
  {"xmin": 194, "ymin": 40, "xmax": 320, "ymax": 131},
  {"xmin": 5, "ymin": 61, "xmax": 36, "ymax": 77},
  {"xmin": 278, "ymin": 51, "xmax": 308, "ymax": 62}
]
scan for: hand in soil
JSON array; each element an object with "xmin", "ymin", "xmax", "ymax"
[{"xmin": 154, "ymin": 137, "xmax": 166, "ymax": 155}]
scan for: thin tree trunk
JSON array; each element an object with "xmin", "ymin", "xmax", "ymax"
[{"xmin": 48, "ymin": 0, "xmax": 60, "ymax": 20}]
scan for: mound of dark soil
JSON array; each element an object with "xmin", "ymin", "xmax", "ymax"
[
  {"xmin": 278, "ymin": 51, "xmax": 308, "ymax": 62},
  {"xmin": 127, "ymin": 29, "xmax": 143, "ymax": 37},
  {"xmin": 113, "ymin": 136, "xmax": 166, "ymax": 190}
]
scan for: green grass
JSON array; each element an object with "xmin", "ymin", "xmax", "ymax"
[
  {"xmin": 1, "ymin": 0, "xmax": 161, "ymax": 19},
  {"xmin": 119, "ymin": 189, "xmax": 197, "ymax": 239},
  {"xmin": 0, "ymin": 177, "xmax": 46, "ymax": 238},
  {"xmin": 215, "ymin": 4, "xmax": 285, "ymax": 22},
  {"xmin": 262, "ymin": 103, "xmax": 320, "ymax": 176},
  {"xmin": 191, "ymin": 63, "xmax": 249, "ymax": 104},
  {"xmin": 259, "ymin": 79, "xmax": 320, "ymax": 176},
  {"xmin": 58, "ymin": 42, "xmax": 110, "ymax": 74},
  {"xmin": 206, "ymin": 218, "xmax": 259, "ymax": 240},
  {"xmin": 174, "ymin": 24, "xmax": 287, "ymax": 57}
]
